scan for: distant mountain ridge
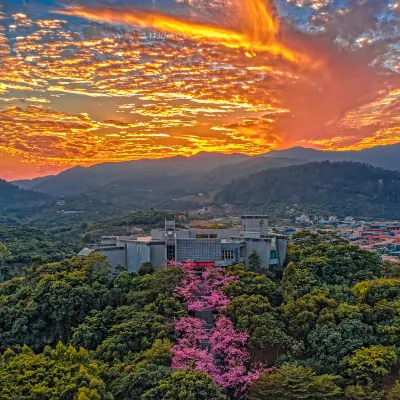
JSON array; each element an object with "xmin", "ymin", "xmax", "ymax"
[
  {"xmin": 266, "ymin": 143, "xmax": 400, "ymax": 170},
  {"xmin": 215, "ymin": 161, "xmax": 400, "ymax": 219},
  {"xmin": 0, "ymin": 179, "xmax": 49, "ymax": 211},
  {"xmin": 13, "ymin": 152, "xmax": 250, "ymax": 197},
  {"xmin": 9, "ymin": 143, "xmax": 400, "ymax": 214}
]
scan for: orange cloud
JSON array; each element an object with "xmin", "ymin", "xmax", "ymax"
[{"xmin": 58, "ymin": 0, "xmax": 307, "ymax": 64}]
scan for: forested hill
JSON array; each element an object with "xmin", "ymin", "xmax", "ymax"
[
  {"xmin": 0, "ymin": 179, "xmax": 49, "ymax": 210},
  {"xmin": 215, "ymin": 161, "xmax": 400, "ymax": 219}
]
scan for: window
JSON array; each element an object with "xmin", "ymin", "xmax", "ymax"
[
  {"xmin": 222, "ymin": 249, "xmax": 234, "ymax": 260},
  {"xmin": 167, "ymin": 245, "xmax": 175, "ymax": 260}
]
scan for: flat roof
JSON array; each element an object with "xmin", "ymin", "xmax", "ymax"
[{"xmin": 241, "ymin": 215, "xmax": 268, "ymax": 219}]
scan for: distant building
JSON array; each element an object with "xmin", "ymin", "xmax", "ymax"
[
  {"xmin": 296, "ymin": 214, "xmax": 311, "ymax": 224},
  {"xmin": 57, "ymin": 200, "xmax": 66, "ymax": 206},
  {"xmin": 81, "ymin": 215, "xmax": 287, "ymax": 273}
]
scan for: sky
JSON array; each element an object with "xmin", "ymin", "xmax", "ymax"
[{"xmin": 0, "ymin": 0, "xmax": 399, "ymax": 180}]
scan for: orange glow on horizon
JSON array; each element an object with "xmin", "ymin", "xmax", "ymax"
[{"xmin": 0, "ymin": 1, "xmax": 399, "ymax": 180}]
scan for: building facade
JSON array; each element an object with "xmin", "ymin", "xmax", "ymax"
[{"xmin": 79, "ymin": 215, "xmax": 287, "ymax": 273}]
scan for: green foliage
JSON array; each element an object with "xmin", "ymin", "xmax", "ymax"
[
  {"xmin": 290, "ymin": 231, "xmax": 347, "ymax": 249},
  {"xmin": 0, "ymin": 342, "xmax": 111, "ymax": 399},
  {"xmin": 342, "ymin": 345, "xmax": 398, "ymax": 384},
  {"xmin": 344, "ymin": 384, "xmax": 384, "ymax": 400},
  {"xmin": 71, "ymin": 307, "xmax": 115, "ymax": 351},
  {"xmin": 110, "ymin": 340, "xmax": 173, "ymax": 399},
  {"xmin": 223, "ymin": 264, "xmax": 281, "ymax": 306},
  {"xmin": 387, "ymin": 381, "xmax": 400, "ymax": 400},
  {"xmin": 282, "ymin": 261, "xmax": 318, "ymax": 300},
  {"xmin": 138, "ymin": 262, "xmax": 155, "ymax": 276},
  {"xmin": 298, "ymin": 244, "xmax": 381, "ymax": 285},
  {"xmin": 0, "ymin": 254, "xmax": 112, "ymax": 350},
  {"xmin": 221, "ymin": 294, "xmax": 301, "ymax": 362},
  {"xmin": 307, "ymin": 319, "xmax": 375, "ymax": 373},
  {"xmin": 141, "ymin": 370, "xmax": 225, "ymax": 400},
  {"xmin": 248, "ymin": 365, "xmax": 342, "ymax": 400},
  {"xmin": 0, "ymin": 228, "xmax": 399, "ymax": 399},
  {"xmin": 248, "ymin": 250, "xmax": 261, "ymax": 273},
  {"xmin": 283, "ymin": 290, "xmax": 338, "ymax": 340},
  {"xmin": 94, "ymin": 310, "xmax": 170, "ymax": 363},
  {"xmin": 353, "ymin": 278, "xmax": 400, "ymax": 305},
  {"xmin": 0, "ymin": 226, "xmax": 76, "ymax": 265}
]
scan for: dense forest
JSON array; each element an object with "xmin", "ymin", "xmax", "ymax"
[
  {"xmin": 0, "ymin": 180, "xmax": 49, "ymax": 225},
  {"xmin": 0, "ymin": 227, "xmax": 76, "ymax": 282},
  {"xmin": 215, "ymin": 161, "xmax": 400, "ymax": 219},
  {"xmin": 1, "ymin": 231, "xmax": 400, "ymax": 399}
]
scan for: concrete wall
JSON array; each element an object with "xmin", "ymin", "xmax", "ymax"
[
  {"xmin": 95, "ymin": 247, "xmax": 126, "ymax": 269},
  {"xmin": 187, "ymin": 229, "xmax": 240, "ymax": 239},
  {"xmin": 150, "ymin": 243, "xmax": 166, "ymax": 269},
  {"xmin": 151, "ymin": 230, "xmax": 165, "ymax": 240},
  {"xmin": 126, "ymin": 242, "xmax": 151, "ymax": 272},
  {"xmin": 245, "ymin": 239, "xmax": 271, "ymax": 269},
  {"xmin": 241, "ymin": 216, "xmax": 268, "ymax": 234},
  {"xmin": 276, "ymin": 237, "xmax": 287, "ymax": 269}
]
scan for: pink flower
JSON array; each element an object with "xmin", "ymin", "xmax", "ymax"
[{"xmin": 175, "ymin": 317, "xmax": 208, "ymax": 345}]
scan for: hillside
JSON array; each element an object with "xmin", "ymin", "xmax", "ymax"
[
  {"xmin": 0, "ymin": 226, "xmax": 76, "ymax": 266},
  {"xmin": 10, "ymin": 143, "xmax": 400, "ymax": 205},
  {"xmin": 204, "ymin": 156, "xmax": 306, "ymax": 184},
  {"xmin": 13, "ymin": 152, "xmax": 249, "ymax": 197},
  {"xmin": 0, "ymin": 226, "xmax": 77, "ymax": 282},
  {"xmin": 266, "ymin": 143, "xmax": 400, "ymax": 171},
  {"xmin": 215, "ymin": 161, "xmax": 400, "ymax": 219},
  {"xmin": 0, "ymin": 180, "xmax": 49, "ymax": 212}
]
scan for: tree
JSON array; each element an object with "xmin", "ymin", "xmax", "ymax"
[
  {"xmin": 353, "ymin": 278, "xmax": 400, "ymax": 305},
  {"xmin": 283, "ymin": 290, "xmax": 337, "ymax": 340},
  {"xmin": 342, "ymin": 346, "xmax": 398, "ymax": 384},
  {"xmin": 0, "ymin": 254, "xmax": 112, "ymax": 350},
  {"xmin": 298, "ymin": 244, "xmax": 381, "ymax": 285},
  {"xmin": 141, "ymin": 370, "xmax": 225, "ymax": 400},
  {"xmin": 139, "ymin": 262, "xmax": 155, "ymax": 276},
  {"xmin": 0, "ymin": 342, "xmax": 112, "ymax": 400},
  {"xmin": 0, "ymin": 243, "xmax": 11, "ymax": 266},
  {"xmin": 344, "ymin": 384, "xmax": 384, "ymax": 400},
  {"xmin": 282, "ymin": 261, "xmax": 317, "ymax": 300},
  {"xmin": 71, "ymin": 307, "xmax": 114, "ymax": 350},
  {"xmin": 387, "ymin": 381, "xmax": 400, "ymax": 400},
  {"xmin": 223, "ymin": 265, "xmax": 280, "ymax": 306},
  {"xmin": 95, "ymin": 310, "xmax": 171, "ymax": 363},
  {"xmin": 291, "ymin": 231, "xmax": 346, "ymax": 249},
  {"xmin": 112, "ymin": 364, "xmax": 172, "ymax": 400},
  {"xmin": 248, "ymin": 250, "xmax": 261, "ymax": 273},
  {"xmin": 221, "ymin": 294, "xmax": 301, "ymax": 363},
  {"xmin": 307, "ymin": 319, "xmax": 375, "ymax": 373},
  {"xmin": 248, "ymin": 365, "xmax": 342, "ymax": 400},
  {"xmin": 111, "ymin": 340, "xmax": 173, "ymax": 400}
]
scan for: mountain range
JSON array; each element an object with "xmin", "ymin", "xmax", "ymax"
[
  {"xmin": 215, "ymin": 161, "xmax": 400, "ymax": 219},
  {"xmin": 13, "ymin": 143, "xmax": 400, "ymax": 199},
  {"xmin": 3, "ymin": 142, "xmax": 400, "ymax": 220},
  {"xmin": 266, "ymin": 143, "xmax": 400, "ymax": 170}
]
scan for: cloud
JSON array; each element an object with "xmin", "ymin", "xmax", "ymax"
[
  {"xmin": 0, "ymin": 0, "xmax": 400, "ymax": 178},
  {"xmin": 58, "ymin": 0, "xmax": 309, "ymax": 63}
]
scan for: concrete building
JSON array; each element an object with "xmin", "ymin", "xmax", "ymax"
[{"xmin": 79, "ymin": 215, "xmax": 287, "ymax": 273}]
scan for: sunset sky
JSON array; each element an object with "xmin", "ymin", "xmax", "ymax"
[{"xmin": 0, "ymin": 0, "xmax": 399, "ymax": 180}]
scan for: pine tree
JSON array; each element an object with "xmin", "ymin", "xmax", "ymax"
[{"xmin": 248, "ymin": 250, "xmax": 261, "ymax": 273}]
